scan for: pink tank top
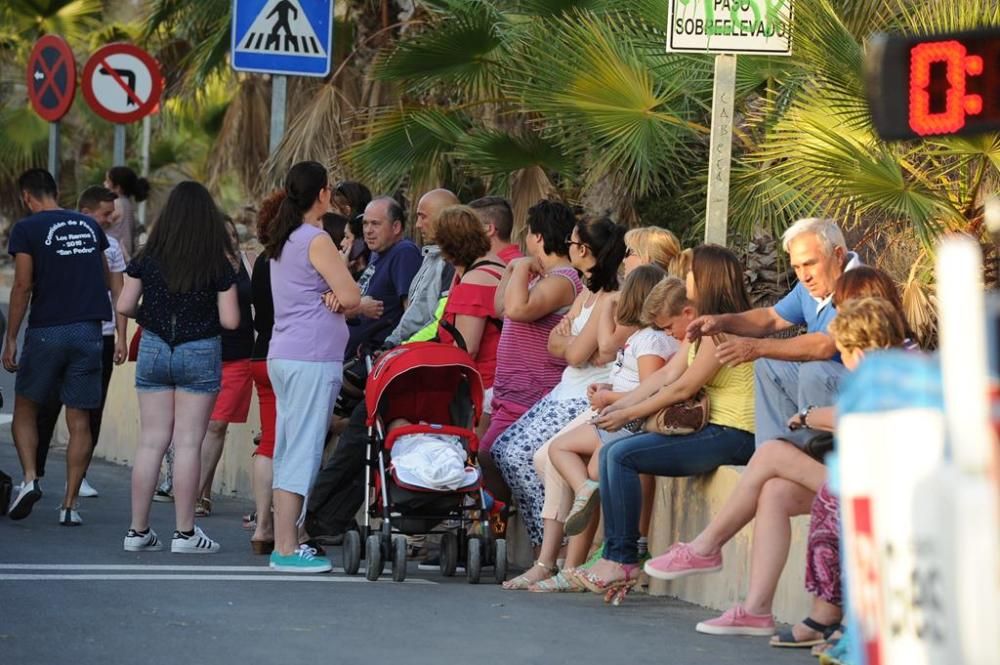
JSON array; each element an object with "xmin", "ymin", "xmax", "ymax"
[{"xmin": 493, "ymin": 266, "xmax": 583, "ymax": 408}]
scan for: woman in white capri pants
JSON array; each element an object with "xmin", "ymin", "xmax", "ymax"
[{"xmin": 265, "ymin": 161, "xmax": 360, "ymax": 573}]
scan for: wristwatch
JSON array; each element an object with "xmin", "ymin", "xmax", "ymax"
[{"xmin": 798, "ymin": 405, "xmax": 815, "ymax": 429}]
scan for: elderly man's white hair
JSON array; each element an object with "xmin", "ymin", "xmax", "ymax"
[{"xmin": 781, "ymin": 218, "xmax": 847, "ymax": 256}]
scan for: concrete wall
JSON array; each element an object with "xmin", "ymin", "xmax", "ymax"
[
  {"xmin": 90, "ymin": 322, "xmax": 261, "ymax": 499},
  {"xmin": 647, "ymin": 469, "xmax": 812, "ymax": 624}
]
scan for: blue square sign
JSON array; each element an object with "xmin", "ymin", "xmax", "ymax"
[{"xmin": 231, "ymin": 0, "xmax": 333, "ymax": 77}]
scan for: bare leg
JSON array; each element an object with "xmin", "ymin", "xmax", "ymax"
[
  {"xmin": 783, "ymin": 596, "xmax": 843, "ymax": 642},
  {"xmin": 131, "ymin": 391, "xmax": 175, "ymax": 531},
  {"xmin": 171, "ymin": 391, "xmax": 218, "ymax": 533},
  {"xmin": 274, "ymin": 489, "xmax": 304, "ymax": 556},
  {"xmin": 62, "ymin": 407, "xmax": 93, "ymax": 508},
  {"xmin": 742, "ymin": 478, "xmax": 816, "ymax": 616},
  {"xmin": 687, "ymin": 441, "xmax": 826, "ymax": 557},
  {"xmin": 252, "ymin": 454, "xmax": 274, "ymax": 542},
  {"xmin": 477, "ymin": 413, "xmax": 491, "ymax": 441},
  {"xmin": 549, "ymin": 425, "xmax": 601, "ymax": 492},
  {"xmin": 198, "ymin": 419, "xmax": 229, "ymax": 499},
  {"xmin": 639, "ymin": 474, "xmax": 654, "ymax": 538},
  {"xmin": 12, "ymin": 395, "xmax": 40, "ymax": 483},
  {"xmin": 566, "ymin": 510, "xmax": 600, "ymax": 568}
]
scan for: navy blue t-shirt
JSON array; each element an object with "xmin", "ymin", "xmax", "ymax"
[
  {"xmin": 8, "ymin": 209, "xmax": 112, "ymax": 329},
  {"xmin": 346, "ymin": 238, "xmax": 422, "ymax": 357}
]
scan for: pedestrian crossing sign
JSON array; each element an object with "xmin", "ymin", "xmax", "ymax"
[{"xmin": 231, "ymin": 0, "xmax": 333, "ymax": 77}]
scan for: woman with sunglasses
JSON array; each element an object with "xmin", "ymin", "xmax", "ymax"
[{"xmin": 489, "ymin": 216, "xmax": 628, "ymax": 571}]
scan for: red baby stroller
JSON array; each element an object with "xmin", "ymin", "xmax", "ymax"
[{"xmin": 341, "ymin": 341, "xmax": 507, "ymax": 584}]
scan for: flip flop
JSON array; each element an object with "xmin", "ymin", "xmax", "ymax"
[{"xmin": 770, "ymin": 618, "xmax": 840, "ymax": 648}]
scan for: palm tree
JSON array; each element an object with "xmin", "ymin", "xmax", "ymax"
[
  {"xmin": 725, "ymin": 0, "xmax": 1000, "ymax": 345},
  {"xmin": 339, "ymin": 0, "xmax": 719, "ymax": 238}
]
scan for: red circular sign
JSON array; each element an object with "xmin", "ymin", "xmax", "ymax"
[
  {"xmin": 81, "ymin": 43, "xmax": 163, "ymax": 124},
  {"xmin": 26, "ymin": 35, "xmax": 77, "ymax": 122}
]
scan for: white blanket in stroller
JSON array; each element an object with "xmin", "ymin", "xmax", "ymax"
[{"xmin": 391, "ymin": 433, "xmax": 478, "ymax": 491}]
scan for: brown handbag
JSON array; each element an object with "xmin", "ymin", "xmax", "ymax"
[{"xmin": 643, "ymin": 390, "xmax": 710, "ymax": 435}]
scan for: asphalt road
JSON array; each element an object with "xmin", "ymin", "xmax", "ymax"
[{"xmin": 0, "ymin": 294, "xmax": 809, "ymax": 665}]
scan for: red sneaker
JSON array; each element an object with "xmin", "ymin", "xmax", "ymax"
[
  {"xmin": 643, "ymin": 542, "xmax": 722, "ymax": 581},
  {"xmin": 696, "ymin": 605, "xmax": 775, "ymax": 636}
]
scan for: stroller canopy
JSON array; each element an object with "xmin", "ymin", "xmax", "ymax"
[{"xmin": 365, "ymin": 342, "xmax": 485, "ymax": 428}]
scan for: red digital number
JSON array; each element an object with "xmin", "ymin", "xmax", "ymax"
[{"xmin": 909, "ymin": 40, "xmax": 984, "ymax": 136}]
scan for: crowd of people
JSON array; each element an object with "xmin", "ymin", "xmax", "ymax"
[{"xmin": 3, "ymin": 162, "xmax": 920, "ymax": 663}]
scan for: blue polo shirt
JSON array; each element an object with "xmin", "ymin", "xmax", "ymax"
[
  {"xmin": 773, "ymin": 251, "xmax": 861, "ymax": 334},
  {"xmin": 346, "ymin": 238, "xmax": 422, "ymax": 357}
]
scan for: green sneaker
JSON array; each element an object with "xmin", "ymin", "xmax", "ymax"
[{"xmin": 269, "ymin": 545, "xmax": 332, "ymax": 573}]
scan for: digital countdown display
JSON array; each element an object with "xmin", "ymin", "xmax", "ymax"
[{"xmin": 866, "ymin": 28, "xmax": 1000, "ymax": 140}]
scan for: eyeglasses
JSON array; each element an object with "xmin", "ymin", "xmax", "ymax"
[{"xmin": 565, "ymin": 235, "xmax": 585, "ymax": 248}]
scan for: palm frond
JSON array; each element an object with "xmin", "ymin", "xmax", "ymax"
[
  {"xmin": 375, "ymin": 0, "xmax": 508, "ymax": 99},
  {"xmin": 509, "ymin": 11, "xmax": 707, "ymax": 204},
  {"xmin": 452, "ymin": 129, "xmax": 571, "ymax": 180},
  {"xmin": 344, "ymin": 106, "xmax": 470, "ymax": 192}
]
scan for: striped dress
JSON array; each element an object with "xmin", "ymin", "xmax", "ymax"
[{"xmin": 491, "ymin": 266, "xmax": 583, "ymax": 410}]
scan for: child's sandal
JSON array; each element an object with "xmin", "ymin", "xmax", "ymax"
[{"xmin": 501, "ymin": 561, "xmax": 558, "ymax": 590}]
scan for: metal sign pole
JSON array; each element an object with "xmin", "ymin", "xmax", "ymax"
[
  {"xmin": 48, "ymin": 122, "xmax": 60, "ymax": 182},
  {"xmin": 705, "ymin": 53, "xmax": 737, "ymax": 246},
  {"xmin": 138, "ymin": 114, "xmax": 151, "ymax": 227},
  {"xmin": 269, "ymin": 74, "xmax": 287, "ymax": 155},
  {"xmin": 113, "ymin": 123, "xmax": 126, "ymax": 166}
]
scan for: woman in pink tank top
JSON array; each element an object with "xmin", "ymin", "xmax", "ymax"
[{"xmin": 477, "ymin": 201, "xmax": 580, "ymax": 514}]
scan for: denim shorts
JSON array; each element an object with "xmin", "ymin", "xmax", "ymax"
[
  {"xmin": 16, "ymin": 321, "xmax": 103, "ymax": 409},
  {"xmin": 135, "ymin": 331, "xmax": 221, "ymax": 394}
]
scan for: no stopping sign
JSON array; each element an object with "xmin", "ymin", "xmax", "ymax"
[
  {"xmin": 26, "ymin": 35, "xmax": 77, "ymax": 122},
  {"xmin": 81, "ymin": 43, "xmax": 163, "ymax": 124}
]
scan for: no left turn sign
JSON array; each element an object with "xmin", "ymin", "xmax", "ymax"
[{"xmin": 81, "ymin": 43, "xmax": 163, "ymax": 124}]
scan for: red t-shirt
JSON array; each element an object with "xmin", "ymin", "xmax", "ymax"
[{"xmin": 438, "ymin": 265, "xmax": 504, "ymax": 388}]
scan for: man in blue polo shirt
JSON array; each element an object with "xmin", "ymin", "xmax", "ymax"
[
  {"xmin": 343, "ymin": 196, "xmax": 422, "ymax": 359},
  {"xmin": 3, "ymin": 169, "xmax": 111, "ymax": 525},
  {"xmin": 686, "ymin": 218, "xmax": 861, "ymax": 448}
]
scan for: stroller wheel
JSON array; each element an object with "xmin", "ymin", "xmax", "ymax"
[
  {"xmin": 365, "ymin": 534, "xmax": 384, "ymax": 581},
  {"xmin": 343, "ymin": 530, "xmax": 361, "ymax": 575},
  {"xmin": 391, "ymin": 535, "xmax": 407, "ymax": 582},
  {"xmin": 493, "ymin": 539, "xmax": 508, "ymax": 585},
  {"xmin": 466, "ymin": 537, "xmax": 482, "ymax": 584},
  {"xmin": 440, "ymin": 532, "xmax": 458, "ymax": 577}
]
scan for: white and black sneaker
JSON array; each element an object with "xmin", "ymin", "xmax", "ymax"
[
  {"xmin": 76, "ymin": 478, "xmax": 99, "ymax": 498},
  {"xmin": 8, "ymin": 480, "xmax": 42, "ymax": 520},
  {"xmin": 58, "ymin": 507, "xmax": 82, "ymax": 526},
  {"xmin": 171, "ymin": 526, "xmax": 220, "ymax": 554},
  {"xmin": 124, "ymin": 528, "xmax": 163, "ymax": 552}
]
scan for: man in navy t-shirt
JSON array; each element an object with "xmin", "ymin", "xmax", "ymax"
[
  {"xmin": 344, "ymin": 196, "xmax": 422, "ymax": 358},
  {"xmin": 3, "ymin": 168, "xmax": 111, "ymax": 525}
]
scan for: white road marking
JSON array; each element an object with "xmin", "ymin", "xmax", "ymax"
[
  {"xmin": 0, "ymin": 574, "xmax": 434, "ymax": 584},
  {"xmin": 0, "ymin": 563, "xmax": 436, "ymax": 583}
]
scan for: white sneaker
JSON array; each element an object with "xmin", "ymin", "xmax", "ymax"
[
  {"xmin": 124, "ymin": 528, "xmax": 164, "ymax": 551},
  {"xmin": 171, "ymin": 526, "xmax": 220, "ymax": 554},
  {"xmin": 8, "ymin": 480, "xmax": 42, "ymax": 520},
  {"xmin": 77, "ymin": 479, "xmax": 99, "ymax": 498},
  {"xmin": 58, "ymin": 507, "xmax": 82, "ymax": 526}
]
